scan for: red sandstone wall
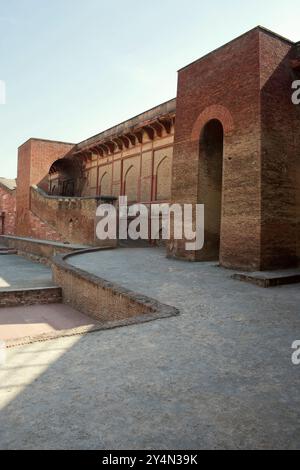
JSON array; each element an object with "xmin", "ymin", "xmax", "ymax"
[
  {"xmin": 80, "ymin": 134, "xmax": 174, "ymax": 204},
  {"xmin": 0, "ymin": 186, "xmax": 16, "ymax": 235}
]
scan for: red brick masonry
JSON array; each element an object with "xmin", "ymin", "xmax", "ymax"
[{"xmin": 0, "ymin": 179, "xmax": 16, "ymax": 235}]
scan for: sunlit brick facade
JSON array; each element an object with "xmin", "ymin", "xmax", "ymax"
[{"xmin": 1, "ymin": 26, "xmax": 299, "ymax": 271}]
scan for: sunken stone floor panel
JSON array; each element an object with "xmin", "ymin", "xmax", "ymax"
[{"xmin": 0, "ymin": 304, "xmax": 97, "ymax": 347}]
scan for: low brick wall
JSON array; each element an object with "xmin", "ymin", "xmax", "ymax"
[
  {"xmin": 0, "ymin": 235, "xmax": 89, "ymax": 264},
  {"xmin": 52, "ymin": 248, "xmax": 179, "ymax": 326},
  {"xmin": 30, "ymin": 186, "xmax": 117, "ymax": 247},
  {"xmin": 0, "ymin": 287, "xmax": 62, "ymax": 308}
]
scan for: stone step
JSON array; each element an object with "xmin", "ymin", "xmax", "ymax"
[
  {"xmin": 0, "ymin": 287, "xmax": 62, "ymax": 308},
  {"xmin": 232, "ymin": 269, "xmax": 300, "ymax": 288}
]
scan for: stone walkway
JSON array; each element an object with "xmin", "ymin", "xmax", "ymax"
[{"xmin": 0, "ymin": 248, "xmax": 300, "ymax": 449}]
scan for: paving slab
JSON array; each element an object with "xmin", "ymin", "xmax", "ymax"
[{"xmin": 233, "ymin": 269, "xmax": 300, "ymax": 287}]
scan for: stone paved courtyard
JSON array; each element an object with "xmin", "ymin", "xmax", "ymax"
[{"xmin": 0, "ymin": 247, "xmax": 300, "ymax": 449}]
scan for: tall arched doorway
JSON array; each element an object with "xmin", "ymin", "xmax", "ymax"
[{"xmin": 199, "ymin": 119, "xmax": 224, "ymax": 261}]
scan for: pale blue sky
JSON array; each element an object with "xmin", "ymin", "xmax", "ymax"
[{"xmin": 0, "ymin": 0, "xmax": 299, "ymax": 178}]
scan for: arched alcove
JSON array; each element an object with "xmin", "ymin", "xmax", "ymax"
[
  {"xmin": 156, "ymin": 156, "xmax": 171, "ymax": 201},
  {"xmin": 48, "ymin": 158, "xmax": 82, "ymax": 197},
  {"xmin": 99, "ymin": 172, "xmax": 111, "ymax": 196},
  {"xmin": 124, "ymin": 166, "xmax": 138, "ymax": 203},
  {"xmin": 199, "ymin": 119, "xmax": 224, "ymax": 260}
]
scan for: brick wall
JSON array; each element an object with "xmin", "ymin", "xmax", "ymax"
[
  {"xmin": 170, "ymin": 27, "xmax": 299, "ymax": 271},
  {"xmin": 30, "ymin": 187, "xmax": 103, "ymax": 245},
  {"xmin": 16, "ymin": 139, "xmax": 74, "ymax": 238},
  {"xmin": 170, "ymin": 28, "xmax": 261, "ymax": 269},
  {"xmin": 0, "ymin": 287, "xmax": 62, "ymax": 308},
  {"xmin": 0, "ymin": 185, "xmax": 16, "ymax": 235},
  {"xmin": 28, "ymin": 211, "xmax": 64, "ymax": 242},
  {"xmin": 1, "ymin": 236, "xmax": 85, "ymax": 263},
  {"xmin": 259, "ymin": 31, "xmax": 300, "ymax": 269},
  {"xmin": 17, "ymin": 134, "xmax": 174, "ymax": 245},
  {"xmin": 52, "ymin": 250, "xmax": 179, "ymax": 325}
]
